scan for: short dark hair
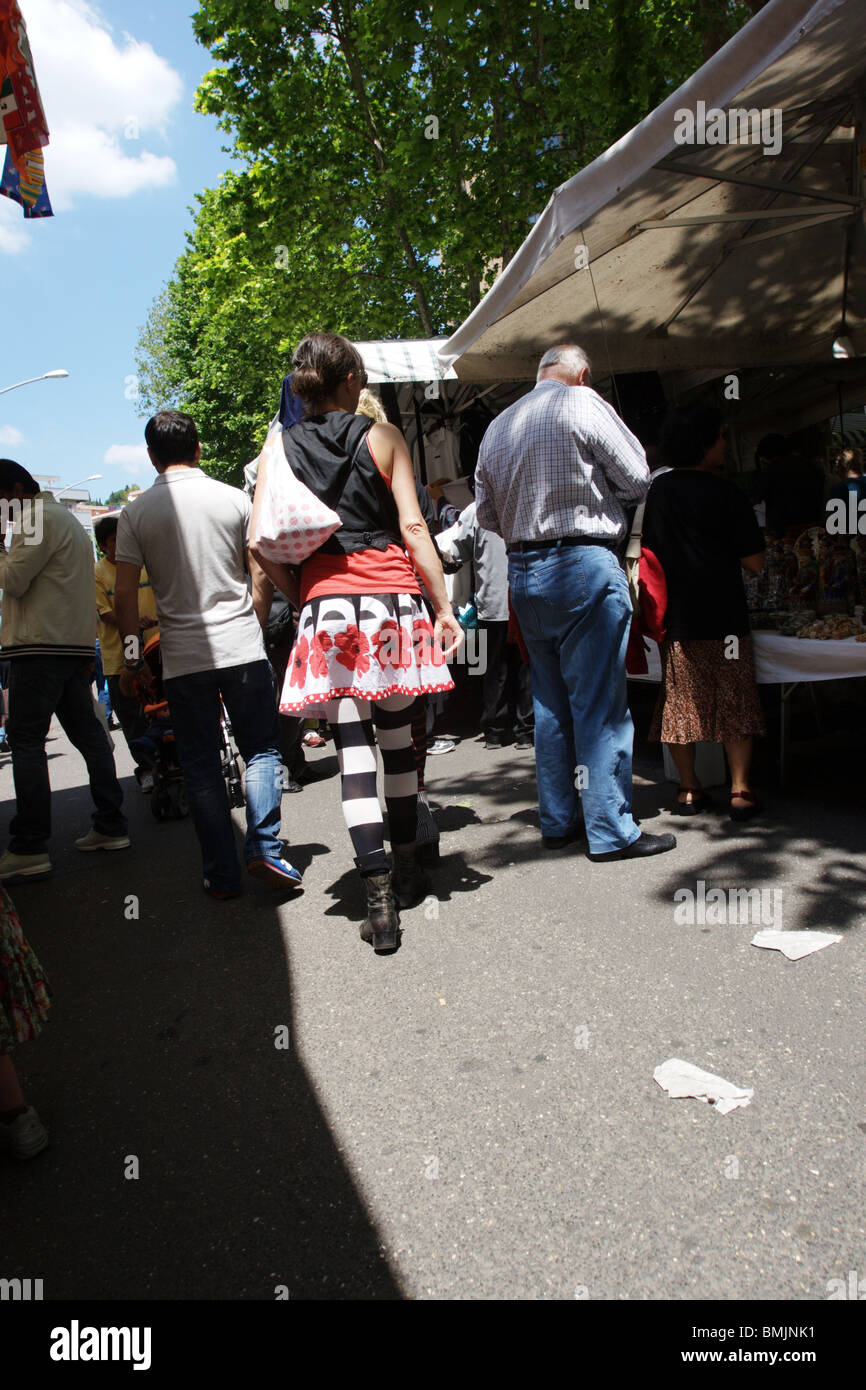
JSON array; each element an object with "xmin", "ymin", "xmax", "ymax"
[
  {"xmin": 291, "ymin": 332, "xmax": 367, "ymax": 413},
  {"xmin": 144, "ymin": 411, "xmax": 199, "ymax": 465},
  {"xmin": 0, "ymin": 459, "xmax": 39, "ymax": 494},
  {"xmin": 94, "ymin": 514, "xmax": 119, "ymax": 549},
  {"xmin": 659, "ymin": 406, "xmax": 723, "ymax": 470},
  {"xmin": 756, "ymin": 433, "xmax": 789, "ymax": 463}
]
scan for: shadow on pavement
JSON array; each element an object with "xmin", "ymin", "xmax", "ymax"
[{"xmin": 0, "ymin": 771, "xmax": 402, "ymax": 1300}]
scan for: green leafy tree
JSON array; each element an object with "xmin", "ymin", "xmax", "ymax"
[
  {"xmin": 138, "ymin": 0, "xmax": 752, "ymax": 483},
  {"xmin": 103, "ymin": 485, "xmax": 137, "ymax": 507}
]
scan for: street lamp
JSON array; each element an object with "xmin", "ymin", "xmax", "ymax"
[
  {"xmin": 0, "ymin": 369, "xmax": 69, "ymax": 396},
  {"xmin": 54, "ymin": 473, "xmax": 102, "ymax": 500}
]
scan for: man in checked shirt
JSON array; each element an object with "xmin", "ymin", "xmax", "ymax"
[{"xmin": 475, "ymin": 345, "xmax": 676, "ymax": 861}]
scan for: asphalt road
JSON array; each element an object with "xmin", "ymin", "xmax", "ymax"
[{"xmin": 1, "ymin": 695, "xmax": 864, "ymax": 1301}]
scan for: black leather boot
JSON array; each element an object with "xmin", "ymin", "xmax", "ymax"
[
  {"xmin": 360, "ymin": 871, "xmax": 399, "ymax": 952},
  {"xmin": 391, "ymin": 843, "xmax": 430, "ymax": 910}
]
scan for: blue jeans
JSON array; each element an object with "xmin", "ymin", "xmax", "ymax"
[
  {"xmin": 94, "ymin": 640, "xmax": 112, "ymax": 722},
  {"xmin": 6, "ymin": 656, "xmax": 127, "ymax": 854},
  {"xmin": 508, "ymin": 543, "xmax": 641, "ymax": 855},
  {"xmin": 163, "ymin": 660, "xmax": 284, "ymax": 892}
]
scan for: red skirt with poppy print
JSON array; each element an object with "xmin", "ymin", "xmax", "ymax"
[{"xmin": 278, "ymin": 592, "xmax": 455, "ymax": 714}]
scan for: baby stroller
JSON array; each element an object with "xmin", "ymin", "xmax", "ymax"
[{"xmin": 131, "ymin": 634, "xmax": 245, "ymax": 820}]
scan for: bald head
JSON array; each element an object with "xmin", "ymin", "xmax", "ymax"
[{"xmin": 537, "ymin": 345, "xmax": 592, "ymax": 386}]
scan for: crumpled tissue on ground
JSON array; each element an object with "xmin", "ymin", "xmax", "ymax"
[
  {"xmin": 653, "ymin": 1058, "xmax": 753, "ymax": 1114},
  {"xmin": 750, "ymin": 929, "xmax": 842, "ymax": 960}
]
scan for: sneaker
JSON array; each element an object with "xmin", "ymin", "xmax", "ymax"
[
  {"xmin": 514, "ymin": 734, "xmax": 534, "ymax": 750},
  {"xmin": 0, "ymin": 1107, "xmax": 49, "ymax": 1159},
  {"xmin": 74, "ymin": 829, "xmax": 131, "ymax": 852},
  {"xmin": 0, "ymin": 849, "xmax": 52, "ymax": 881},
  {"xmin": 138, "ymin": 771, "xmax": 155, "ymax": 793},
  {"xmin": 246, "ymin": 856, "xmax": 303, "ymax": 887},
  {"xmin": 483, "ymin": 734, "xmax": 505, "ymax": 749},
  {"xmin": 427, "ymin": 737, "xmax": 456, "ymax": 755}
]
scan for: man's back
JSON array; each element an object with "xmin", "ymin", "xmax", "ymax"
[
  {"xmin": 0, "ymin": 492, "xmax": 96, "ymax": 658},
  {"xmin": 476, "ymin": 381, "xmax": 648, "ymax": 546},
  {"xmin": 116, "ymin": 469, "xmax": 264, "ymax": 680}
]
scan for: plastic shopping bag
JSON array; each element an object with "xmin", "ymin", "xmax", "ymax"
[{"xmin": 249, "ymin": 424, "xmax": 341, "ymax": 564}]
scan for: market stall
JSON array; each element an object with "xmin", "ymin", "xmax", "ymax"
[
  {"xmin": 349, "ymin": 339, "xmax": 533, "ymax": 487},
  {"xmin": 633, "ymin": 624, "xmax": 866, "ymax": 787},
  {"xmin": 439, "ymin": 0, "xmax": 866, "ymax": 382}
]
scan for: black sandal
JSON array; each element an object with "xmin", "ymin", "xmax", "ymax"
[
  {"xmin": 729, "ymin": 790, "xmax": 763, "ymax": 823},
  {"xmin": 675, "ymin": 786, "xmax": 710, "ymax": 815}
]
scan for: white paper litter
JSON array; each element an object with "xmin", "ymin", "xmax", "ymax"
[
  {"xmin": 653, "ymin": 1059, "xmax": 753, "ymax": 1115},
  {"xmin": 750, "ymin": 929, "xmax": 842, "ymax": 961}
]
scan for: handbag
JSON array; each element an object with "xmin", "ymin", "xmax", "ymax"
[
  {"xmin": 624, "ymin": 498, "xmax": 646, "ymax": 612},
  {"xmin": 249, "ymin": 423, "xmax": 341, "ymax": 565}
]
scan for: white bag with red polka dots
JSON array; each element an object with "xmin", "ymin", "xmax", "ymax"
[{"xmin": 249, "ymin": 424, "xmax": 341, "ymax": 564}]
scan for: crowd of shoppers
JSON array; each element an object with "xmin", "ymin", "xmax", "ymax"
[{"xmin": 1, "ymin": 335, "xmax": 782, "ymax": 1152}]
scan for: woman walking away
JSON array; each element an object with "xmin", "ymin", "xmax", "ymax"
[
  {"xmin": 251, "ymin": 333, "xmax": 463, "ymax": 953},
  {"xmin": 643, "ymin": 405, "xmax": 766, "ymax": 821},
  {"xmin": 0, "ymin": 885, "xmax": 51, "ymax": 1157}
]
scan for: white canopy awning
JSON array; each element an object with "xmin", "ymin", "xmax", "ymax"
[
  {"xmin": 354, "ymin": 339, "xmax": 458, "ymax": 384},
  {"xmin": 440, "ymin": 0, "xmax": 866, "ymax": 381}
]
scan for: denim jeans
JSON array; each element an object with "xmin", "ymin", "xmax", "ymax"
[
  {"xmin": 507, "ymin": 543, "xmax": 641, "ymax": 854},
  {"xmin": 163, "ymin": 659, "xmax": 284, "ymax": 892},
  {"xmin": 6, "ymin": 656, "xmax": 127, "ymax": 854}
]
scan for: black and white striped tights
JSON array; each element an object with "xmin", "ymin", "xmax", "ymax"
[{"xmin": 320, "ymin": 693, "xmax": 418, "ymax": 877}]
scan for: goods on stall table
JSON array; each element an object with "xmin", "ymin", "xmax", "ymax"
[
  {"xmin": 750, "ymin": 610, "xmax": 816, "ymax": 636},
  {"xmin": 749, "ymin": 529, "xmax": 866, "ymax": 624},
  {"xmin": 796, "ymin": 615, "xmax": 863, "ymax": 640}
]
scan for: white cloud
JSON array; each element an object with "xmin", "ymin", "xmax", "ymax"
[
  {"xmin": 0, "ymin": 201, "xmax": 32, "ymax": 254},
  {"xmin": 0, "ymin": 425, "xmax": 25, "ymax": 445},
  {"xmin": 104, "ymin": 443, "xmax": 149, "ymax": 475},
  {"xmin": 1, "ymin": 0, "xmax": 183, "ymax": 248}
]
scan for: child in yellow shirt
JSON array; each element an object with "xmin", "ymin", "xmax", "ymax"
[{"xmin": 94, "ymin": 515, "xmax": 159, "ymax": 790}]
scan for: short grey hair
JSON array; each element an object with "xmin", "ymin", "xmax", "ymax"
[{"xmin": 537, "ymin": 345, "xmax": 592, "ymax": 383}]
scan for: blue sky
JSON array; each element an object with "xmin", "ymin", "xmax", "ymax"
[{"xmin": 0, "ymin": 0, "xmax": 232, "ymax": 500}]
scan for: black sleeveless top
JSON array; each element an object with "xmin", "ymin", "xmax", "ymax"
[{"xmin": 281, "ymin": 411, "xmax": 403, "ymax": 557}]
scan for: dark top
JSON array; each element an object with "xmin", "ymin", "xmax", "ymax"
[
  {"xmin": 281, "ymin": 411, "xmax": 403, "ymax": 556},
  {"xmin": 762, "ymin": 454, "xmax": 825, "ymax": 536},
  {"xmin": 642, "ymin": 469, "xmax": 764, "ymax": 640},
  {"xmin": 828, "ymin": 475, "xmax": 866, "ymax": 510}
]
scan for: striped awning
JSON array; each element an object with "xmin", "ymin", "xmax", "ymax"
[{"xmin": 353, "ymin": 340, "xmax": 458, "ymax": 384}]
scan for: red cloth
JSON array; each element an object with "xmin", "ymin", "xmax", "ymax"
[
  {"xmin": 507, "ymin": 594, "xmax": 529, "ymax": 663},
  {"xmin": 0, "ymin": 3, "xmax": 50, "ymax": 169},
  {"xmin": 300, "ymin": 544, "xmax": 420, "ymax": 605},
  {"xmin": 626, "ymin": 546, "xmax": 667, "ymax": 676}
]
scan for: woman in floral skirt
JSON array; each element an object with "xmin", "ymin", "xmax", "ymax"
[
  {"xmin": 643, "ymin": 405, "xmax": 766, "ymax": 821},
  {"xmin": 251, "ymin": 332, "xmax": 463, "ymax": 952},
  {"xmin": 0, "ymin": 885, "xmax": 51, "ymax": 1157}
]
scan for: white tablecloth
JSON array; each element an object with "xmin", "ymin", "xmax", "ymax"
[{"xmin": 633, "ymin": 633, "xmax": 866, "ymax": 685}]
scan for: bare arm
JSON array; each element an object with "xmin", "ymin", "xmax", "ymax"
[
  {"xmin": 249, "ymin": 552, "xmax": 277, "ymax": 632},
  {"xmin": 741, "ymin": 551, "xmax": 765, "ymax": 574},
  {"xmin": 370, "ymin": 422, "xmax": 464, "ymax": 660}
]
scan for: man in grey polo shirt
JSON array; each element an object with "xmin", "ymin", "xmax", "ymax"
[{"xmin": 114, "ymin": 411, "xmax": 302, "ymax": 899}]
